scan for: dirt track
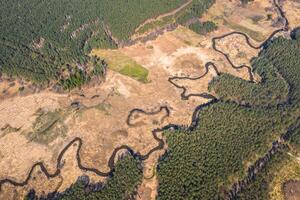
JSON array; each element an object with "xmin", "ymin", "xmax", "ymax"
[{"xmin": 134, "ymin": 0, "xmax": 193, "ymax": 33}]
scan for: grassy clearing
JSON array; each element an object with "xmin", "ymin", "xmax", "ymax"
[
  {"xmin": 119, "ymin": 65, "xmax": 149, "ymax": 83},
  {"xmin": 91, "ymin": 49, "xmax": 149, "ymax": 83}
]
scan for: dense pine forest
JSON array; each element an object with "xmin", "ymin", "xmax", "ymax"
[
  {"xmin": 157, "ymin": 34, "xmax": 300, "ymax": 199},
  {"xmin": 0, "ymin": 0, "xmax": 196, "ymax": 86},
  {"xmin": 208, "ymin": 54, "xmax": 290, "ymax": 107}
]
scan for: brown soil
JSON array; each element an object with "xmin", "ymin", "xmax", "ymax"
[{"xmin": 284, "ymin": 180, "xmax": 300, "ymax": 200}]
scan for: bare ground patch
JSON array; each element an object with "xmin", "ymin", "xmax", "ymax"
[
  {"xmin": 284, "ymin": 180, "xmax": 300, "ymax": 200},
  {"xmin": 283, "ymin": 0, "xmax": 300, "ymax": 30}
]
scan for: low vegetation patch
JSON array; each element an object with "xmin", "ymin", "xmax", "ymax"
[
  {"xmin": 189, "ymin": 21, "xmax": 218, "ymax": 35},
  {"xmin": 119, "ymin": 65, "xmax": 149, "ymax": 83},
  {"xmin": 240, "ymin": 0, "xmax": 254, "ymax": 5},
  {"xmin": 91, "ymin": 49, "xmax": 149, "ymax": 83},
  {"xmin": 94, "ymin": 103, "xmax": 112, "ymax": 116},
  {"xmin": 26, "ymin": 109, "xmax": 68, "ymax": 144},
  {"xmin": 249, "ymin": 15, "xmax": 265, "ymax": 24}
]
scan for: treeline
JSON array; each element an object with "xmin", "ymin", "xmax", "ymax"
[
  {"xmin": 0, "ymin": 0, "xmax": 186, "ymax": 86},
  {"xmin": 234, "ymin": 144, "xmax": 300, "ymax": 200},
  {"xmin": 261, "ymin": 36, "xmax": 300, "ymax": 105},
  {"xmin": 134, "ymin": 0, "xmax": 216, "ymax": 37},
  {"xmin": 236, "ymin": 120, "xmax": 300, "ymax": 199},
  {"xmin": 289, "ymin": 126, "xmax": 300, "ymax": 153},
  {"xmin": 209, "ymin": 35, "xmax": 300, "ymax": 108},
  {"xmin": 291, "ymin": 27, "xmax": 300, "ymax": 40},
  {"xmin": 189, "ymin": 21, "xmax": 218, "ymax": 35},
  {"xmin": 101, "ymin": 0, "xmax": 185, "ymax": 40},
  {"xmin": 25, "ymin": 154, "xmax": 143, "ymax": 200},
  {"xmin": 209, "ymin": 56, "xmax": 290, "ymax": 107},
  {"xmin": 59, "ymin": 56, "xmax": 107, "ymax": 90},
  {"xmin": 235, "ymin": 148, "xmax": 288, "ymax": 200},
  {"xmin": 157, "ymin": 34, "xmax": 300, "ymax": 199},
  {"xmin": 176, "ymin": 0, "xmax": 216, "ymax": 25},
  {"xmin": 157, "ymin": 102, "xmax": 295, "ymax": 200}
]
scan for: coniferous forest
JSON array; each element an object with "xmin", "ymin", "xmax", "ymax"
[
  {"xmin": 0, "ymin": 0, "xmax": 215, "ymax": 88},
  {"xmin": 157, "ymin": 35, "xmax": 300, "ymax": 199},
  {"xmin": 0, "ymin": 0, "xmax": 180, "ymax": 86}
]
